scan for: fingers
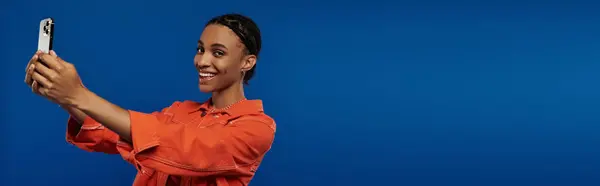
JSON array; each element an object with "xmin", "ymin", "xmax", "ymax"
[
  {"xmin": 31, "ymin": 80, "xmax": 41, "ymax": 95},
  {"xmin": 38, "ymin": 87, "xmax": 50, "ymax": 97},
  {"xmin": 49, "ymin": 50, "xmax": 65, "ymax": 63},
  {"xmin": 33, "ymin": 61, "xmax": 59, "ymax": 82},
  {"xmin": 25, "ymin": 52, "xmax": 40, "ymax": 72},
  {"xmin": 25, "ymin": 64, "xmax": 35, "ymax": 86},
  {"xmin": 27, "ymin": 50, "xmax": 59, "ymax": 101},
  {"xmin": 31, "ymin": 71, "xmax": 52, "ymax": 89},
  {"xmin": 38, "ymin": 52, "xmax": 65, "ymax": 72},
  {"xmin": 24, "ymin": 51, "xmax": 42, "ymax": 85},
  {"xmin": 50, "ymin": 50, "xmax": 72, "ymax": 67}
]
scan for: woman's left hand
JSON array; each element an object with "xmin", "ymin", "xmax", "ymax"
[{"xmin": 27, "ymin": 51, "xmax": 88, "ymax": 106}]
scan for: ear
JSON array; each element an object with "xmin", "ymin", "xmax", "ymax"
[{"xmin": 241, "ymin": 54, "xmax": 257, "ymax": 72}]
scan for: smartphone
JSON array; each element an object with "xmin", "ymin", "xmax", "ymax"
[{"xmin": 38, "ymin": 18, "xmax": 54, "ymax": 53}]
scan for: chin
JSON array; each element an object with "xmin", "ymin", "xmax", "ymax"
[{"xmin": 198, "ymin": 84, "xmax": 215, "ymax": 93}]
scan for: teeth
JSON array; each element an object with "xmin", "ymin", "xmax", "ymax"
[{"xmin": 199, "ymin": 73, "xmax": 216, "ymax": 77}]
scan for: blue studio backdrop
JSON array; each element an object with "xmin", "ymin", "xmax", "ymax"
[{"xmin": 2, "ymin": 0, "xmax": 600, "ymax": 185}]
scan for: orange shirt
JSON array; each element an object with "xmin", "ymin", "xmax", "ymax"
[{"xmin": 66, "ymin": 99, "xmax": 276, "ymax": 186}]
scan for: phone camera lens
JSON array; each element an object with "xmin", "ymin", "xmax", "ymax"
[{"xmin": 43, "ymin": 26, "xmax": 49, "ymax": 35}]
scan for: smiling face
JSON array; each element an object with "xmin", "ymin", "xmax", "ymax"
[{"xmin": 194, "ymin": 24, "xmax": 256, "ymax": 93}]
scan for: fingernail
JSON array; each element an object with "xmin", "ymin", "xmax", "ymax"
[{"xmin": 30, "ymin": 64, "xmax": 35, "ymax": 70}]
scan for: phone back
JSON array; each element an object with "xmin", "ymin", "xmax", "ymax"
[{"xmin": 38, "ymin": 18, "xmax": 54, "ymax": 53}]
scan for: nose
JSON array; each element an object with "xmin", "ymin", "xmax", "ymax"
[{"xmin": 194, "ymin": 54, "xmax": 212, "ymax": 68}]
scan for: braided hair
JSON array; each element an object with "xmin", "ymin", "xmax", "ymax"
[{"xmin": 206, "ymin": 14, "xmax": 261, "ymax": 85}]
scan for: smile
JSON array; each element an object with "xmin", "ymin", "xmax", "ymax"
[{"xmin": 199, "ymin": 72, "xmax": 216, "ymax": 81}]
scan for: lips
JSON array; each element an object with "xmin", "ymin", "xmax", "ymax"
[{"xmin": 199, "ymin": 72, "xmax": 216, "ymax": 81}]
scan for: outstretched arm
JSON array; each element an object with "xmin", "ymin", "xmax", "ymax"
[
  {"xmin": 72, "ymin": 90, "xmax": 133, "ymax": 143},
  {"xmin": 29, "ymin": 51, "xmax": 134, "ymax": 143}
]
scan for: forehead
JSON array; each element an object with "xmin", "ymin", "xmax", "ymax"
[{"xmin": 199, "ymin": 24, "xmax": 242, "ymax": 48}]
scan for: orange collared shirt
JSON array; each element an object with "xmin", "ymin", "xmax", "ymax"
[{"xmin": 66, "ymin": 99, "xmax": 276, "ymax": 186}]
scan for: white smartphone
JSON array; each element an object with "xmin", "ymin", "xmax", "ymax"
[{"xmin": 38, "ymin": 18, "xmax": 54, "ymax": 53}]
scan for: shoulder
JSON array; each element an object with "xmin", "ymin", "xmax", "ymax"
[
  {"xmin": 229, "ymin": 99, "xmax": 276, "ymax": 131},
  {"xmin": 232, "ymin": 114, "xmax": 276, "ymax": 130}
]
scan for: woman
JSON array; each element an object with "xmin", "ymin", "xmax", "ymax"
[{"xmin": 24, "ymin": 13, "xmax": 275, "ymax": 186}]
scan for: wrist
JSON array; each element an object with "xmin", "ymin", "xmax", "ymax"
[{"xmin": 71, "ymin": 88, "xmax": 95, "ymax": 111}]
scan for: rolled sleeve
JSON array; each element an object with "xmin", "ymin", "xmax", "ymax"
[
  {"xmin": 129, "ymin": 110, "xmax": 161, "ymax": 153},
  {"xmin": 65, "ymin": 116, "xmax": 120, "ymax": 154}
]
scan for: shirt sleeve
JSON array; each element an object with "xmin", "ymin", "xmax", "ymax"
[
  {"xmin": 65, "ymin": 103, "xmax": 175, "ymax": 156},
  {"xmin": 128, "ymin": 111, "xmax": 276, "ymax": 177},
  {"xmin": 66, "ymin": 115, "xmax": 122, "ymax": 154}
]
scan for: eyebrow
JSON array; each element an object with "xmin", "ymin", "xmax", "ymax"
[{"xmin": 197, "ymin": 40, "xmax": 228, "ymax": 49}]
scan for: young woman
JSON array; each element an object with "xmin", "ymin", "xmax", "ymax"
[{"xmin": 24, "ymin": 13, "xmax": 275, "ymax": 186}]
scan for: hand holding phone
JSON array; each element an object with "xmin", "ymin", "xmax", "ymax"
[{"xmin": 26, "ymin": 18, "xmax": 54, "ymax": 89}]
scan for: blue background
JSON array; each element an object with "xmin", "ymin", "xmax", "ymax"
[{"xmin": 2, "ymin": 0, "xmax": 600, "ymax": 185}]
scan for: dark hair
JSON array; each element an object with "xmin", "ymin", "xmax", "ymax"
[{"xmin": 206, "ymin": 13, "xmax": 261, "ymax": 85}]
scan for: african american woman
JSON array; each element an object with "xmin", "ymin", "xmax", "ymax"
[{"xmin": 24, "ymin": 14, "xmax": 275, "ymax": 186}]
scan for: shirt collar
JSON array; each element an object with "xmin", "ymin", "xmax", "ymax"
[{"xmin": 189, "ymin": 98, "xmax": 264, "ymax": 117}]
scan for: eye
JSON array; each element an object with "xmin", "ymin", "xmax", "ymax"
[
  {"xmin": 196, "ymin": 47, "xmax": 205, "ymax": 54},
  {"xmin": 212, "ymin": 50, "xmax": 225, "ymax": 57}
]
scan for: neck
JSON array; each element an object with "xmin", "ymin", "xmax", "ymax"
[{"xmin": 211, "ymin": 81, "xmax": 245, "ymax": 109}]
